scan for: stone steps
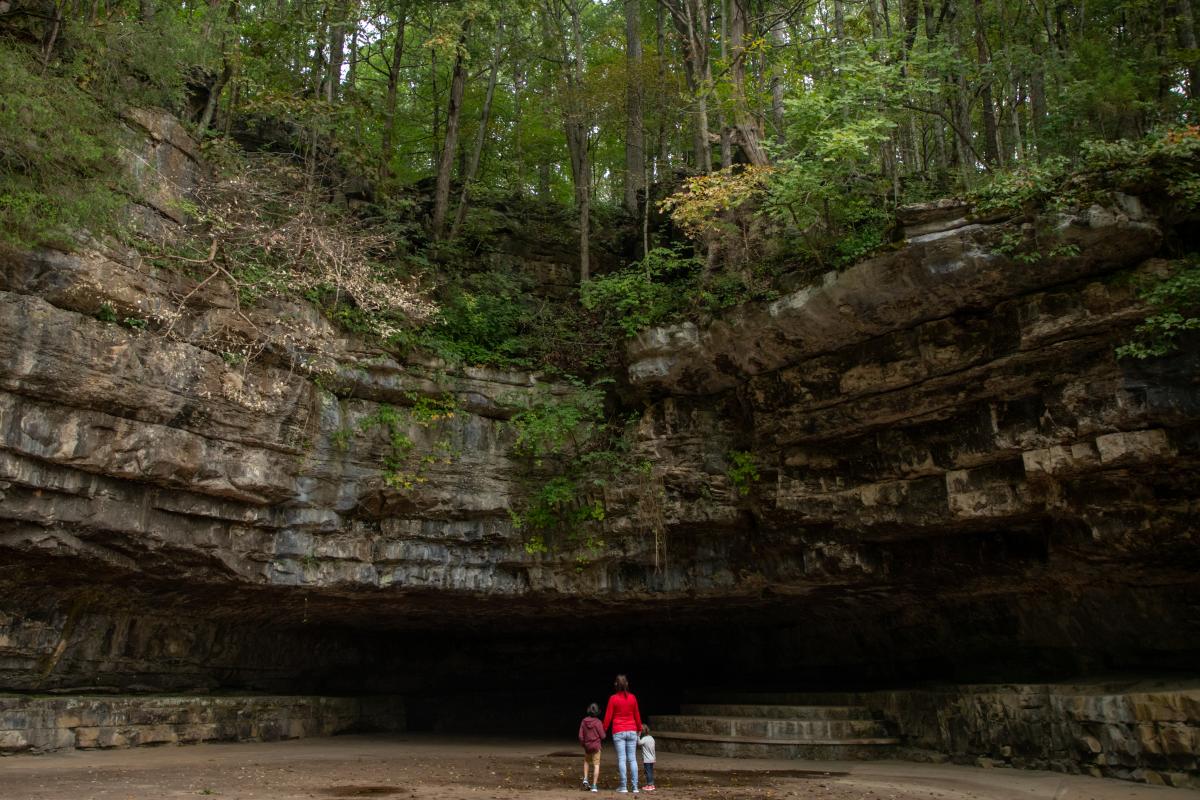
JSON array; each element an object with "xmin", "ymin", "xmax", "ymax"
[
  {"xmin": 679, "ymin": 703, "xmax": 873, "ymax": 720},
  {"xmin": 652, "ymin": 714, "xmax": 887, "ymax": 739},
  {"xmin": 652, "ymin": 730, "xmax": 900, "ymax": 761},
  {"xmin": 651, "ymin": 701, "xmax": 899, "ymax": 761}
]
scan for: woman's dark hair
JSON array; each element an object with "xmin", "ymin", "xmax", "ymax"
[
  {"xmin": 587, "ymin": 703, "xmax": 600, "ymax": 717},
  {"xmin": 614, "ymin": 674, "xmax": 629, "ymax": 693}
]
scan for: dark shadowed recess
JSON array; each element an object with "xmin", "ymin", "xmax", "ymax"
[{"xmin": 2, "ymin": 540, "xmax": 1198, "ymax": 737}]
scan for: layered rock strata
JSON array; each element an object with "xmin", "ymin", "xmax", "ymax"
[
  {"xmin": 0, "ymin": 111, "xmax": 1197, "ymax": 783},
  {"xmin": 0, "ymin": 694, "xmax": 403, "ymax": 754},
  {"xmin": 697, "ymin": 684, "xmax": 1200, "ymax": 789}
]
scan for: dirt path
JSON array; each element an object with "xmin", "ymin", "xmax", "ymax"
[{"xmin": 0, "ymin": 735, "xmax": 1195, "ymax": 800}]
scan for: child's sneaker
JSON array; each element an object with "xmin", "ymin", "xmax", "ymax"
[
  {"xmin": 644, "ymin": 786, "xmax": 656, "ymax": 792},
  {"xmin": 583, "ymin": 781, "xmax": 591, "ymax": 791},
  {"xmin": 590, "ymin": 787, "xmax": 598, "ymax": 793}
]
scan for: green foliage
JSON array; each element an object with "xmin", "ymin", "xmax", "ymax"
[
  {"xmin": 971, "ymin": 127, "xmax": 1200, "ymax": 219},
  {"xmin": 1076, "ymin": 126, "xmax": 1200, "ymax": 204},
  {"xmin": 519, "ymin": 476, "xmax": 605, "ymax": 534},
  {"xmin": 0, "ymin": 45, "xmax": 129, "ymax": 249},
  {"xmin": 347, "ymin": 394, "xmax": 459, "ymax": 490},
  {"xmin": 1117, "ymin": 259, "xmax": 1200, "ymax": 360},
  {"xmin": 506, "ymin": 383, "xmax": 636, "ymax": 552},
  {"xmin": 759, "ymin": 61, "xmax": 898, "ymax": 269},
  {"xmin": 726, "ymin": 450, "xmax": 761, "ymax": 497},
  {"xmin": 581, "ymin": 246, "xmax": 701, "ymax": 336},
  {"xmin": 660, "ymin": 167, "xmax": 773, "ymax": 240},
  {"xmin": 413, "ymin": 269, "xmax": 534, "ymax": 367},
  {"xmin": 96, "ymin": 303, "xmax": 119, "ymax": 324},
  {"xmin": 510, "ymin": 385, "xmax": 605, "ymax": 465},
  {"xmin": 61, "ymin": 9, "xmax": 215, "ymax": 111},
  {"xmin": 968, "ymin": 158, "xmax": 1069, "ymax": 216}
]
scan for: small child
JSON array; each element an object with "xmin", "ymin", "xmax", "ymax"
[
  {"xmin": 578, "ymin": 702, "xmax": 605, "ymax": 792},
  {"xmin": 639, "ymin": 723, "xmax": 657, "ymax": 791}
]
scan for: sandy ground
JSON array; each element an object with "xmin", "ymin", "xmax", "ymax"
[{"xmin": 0, "ymin": 735, "xmax": 1196, "ymax": 800}]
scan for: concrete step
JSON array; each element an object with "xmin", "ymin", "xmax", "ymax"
[
  {"xmin": 654, "ymin": 730, "xmax": 900, "ymax": 761},
  {"xmin": 679, "ymin": 704, "xmax": 876, "ymax": 721},
  {"xmin": 650, "ymin": 715, "xmax": 888, "ymax": 740}
]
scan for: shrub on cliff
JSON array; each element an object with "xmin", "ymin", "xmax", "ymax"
[
  {"xmin": 1117, "ymin": 259, "xmax": 1200, "ymax": 360},
  {"xmin": 0, "ymin": 45, "xmax": 127, "ymax": 248}
]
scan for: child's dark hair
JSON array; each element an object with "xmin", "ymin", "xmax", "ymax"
[
  {"xmin": 642, "ymin": 723, "xmax": 650, "ymax": 734},
  {"xmin": 587, "ymin": 703, "xmax": 600, "ymax": 717}
]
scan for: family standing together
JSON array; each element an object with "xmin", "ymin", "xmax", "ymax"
[{"xmin": 578, "ymin": 674, "xmax": 657, "ymax": 793}]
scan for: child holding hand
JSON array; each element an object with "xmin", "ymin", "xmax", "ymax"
[{"xmin": 639, "ymin": 723, "xmax": 657, "ymax": 791}]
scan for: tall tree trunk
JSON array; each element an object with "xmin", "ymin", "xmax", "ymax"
[
  {"xmin": 567, "ymin": 0, "xmax": 591, "ymax": 281},
  {"xmin": 718, "ymin": 0, "xmax": 733, "ymax": 169},
  {"xmin": 513, "ymin": 55, "xmax": 526, "ymax": 196},
  {"xmin": 346, "ymin": 25, "xmax": 358, "ymax": 89},
  {"xmin": 769, "ymin": 17, "xmax": 786, "ymax": 145},
  {"xmin": 451, "ymin": 42, "xmax": 501, "ymax": 239},
  {"xmin": 379, "ymin": 6, "xmax": 407, "ymax": 181},
  {"xmin": 1009, "ymin": 77, "xmax": 1024, "ymax": 161},
  {"xmin": 573, "ymin": 124, "xmax": 591, "ymax": 282},
  {"xmin": 325, "ymin": 0, "xmax": 348, "ymax": 102},
  {"xmin": 662, "ymin": 0, "xmax": 712, "ymax": 172},
  {"xmin": 1177, "ymin": 0, "xmax": 1199, "ymax": 99},
  {"xmin": 430, "ymin": 14, "xmax": 440, "ymax": 169},
  {"xmin": 1028, "ymin": 62, "xmax": 1046, "ymax": 147},
  {"xmin": 431, "ymin": 18, "xmax": 471, "ymax": 240},
  {"xmin": 730, "ymin": 0, "xmax": 769, "ymax": 165},
  {"xmin": 198, "ymin": 60, "xmax": 233, "ymax": 134},
  {"xmin": 312, "ymin": 6, "xmax": 328, "ymax": 98},
  {"xmin": 197, "ymin": 0, "xmax": 239, "ymax": 134},
  {"xmin": 223, "ymin": 77, "xmax": 239, "ymax": 138},
  {"xmin": 656, "ymin": 1, "xmax": 670, "ymax": 171},
  {"xmin": 972, "ymin": 0, "xmax": 1001, "ymax": 166},
  {"xmin": 625, "ymin": 0, "xmax": 646, "ymax": 214}
]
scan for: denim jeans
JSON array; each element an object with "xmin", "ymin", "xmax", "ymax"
[
  {"xmin": 613, "ymin": 730, "xmax": 639, "ymax": 790},
  {"xmin": 644, "ymin": 762, "xmax": 655, "ymax": 785}
]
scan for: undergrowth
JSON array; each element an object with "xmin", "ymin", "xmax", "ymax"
[
  {"xmin": 1117, "ymin": 258, "xmax": 1200, "ymax": 360},
  {"xmin": 0, "ymin": 44, "xmax": 129, "ymax": 249}
]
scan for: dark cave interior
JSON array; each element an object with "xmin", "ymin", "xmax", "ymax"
[{"xmin": 4, "ymin": 549, "xmax": 1199, "ymax": 737}]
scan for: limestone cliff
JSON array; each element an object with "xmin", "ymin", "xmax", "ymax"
[{"xmin": 0, "ymin": 111, "xmax": 1197, "ymax": 765}]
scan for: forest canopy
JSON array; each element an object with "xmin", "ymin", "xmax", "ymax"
[{"xmin": 1, "ymin": 0, "xmax": 1198, "ymax": 368}]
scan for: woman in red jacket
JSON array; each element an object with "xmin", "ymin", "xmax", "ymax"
[{"xmin": 602, "ymin": 674, "xmax": 642, "ymax": 793}]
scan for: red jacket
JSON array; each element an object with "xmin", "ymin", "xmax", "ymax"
[
  {"xmin": 579, "ymin": 716, "xmax": 605, "ymax": 752},
  {"xmin": 603, "ymin": 691, "xmax": 642, "ymax": 734}
]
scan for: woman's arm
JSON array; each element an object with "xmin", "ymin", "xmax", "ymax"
[
  {"xmin": 602, "ymin": 696, "xmax": 615, "ymax": 731},
  {"xmin": 632, "ymin": 695, "xmax": 642, "ymax": 733}
]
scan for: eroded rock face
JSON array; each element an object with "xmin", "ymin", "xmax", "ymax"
[
  {"xmin": 628, "ymin": 200, "xmax": 1161, "ymax": 393},
  {"xmin": 0, "ymin": 694, "xmax": 403, "ymax": 754},
  {"xmin": 0, "ymin": 114, "xmax": 1197, "ymax": 776},
  {"xmin": 697, "ymin": 685, "xmax": 1200, "ymax": 788}
]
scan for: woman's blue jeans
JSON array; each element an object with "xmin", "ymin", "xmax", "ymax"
[{"xmin": 613, "ymin": 730, "xmax": 639, "ymax": 790}]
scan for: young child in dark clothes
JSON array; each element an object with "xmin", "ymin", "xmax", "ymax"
[{"xmin": 579, "ymin": 702, "xmax": 606, "ymax": 792}]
